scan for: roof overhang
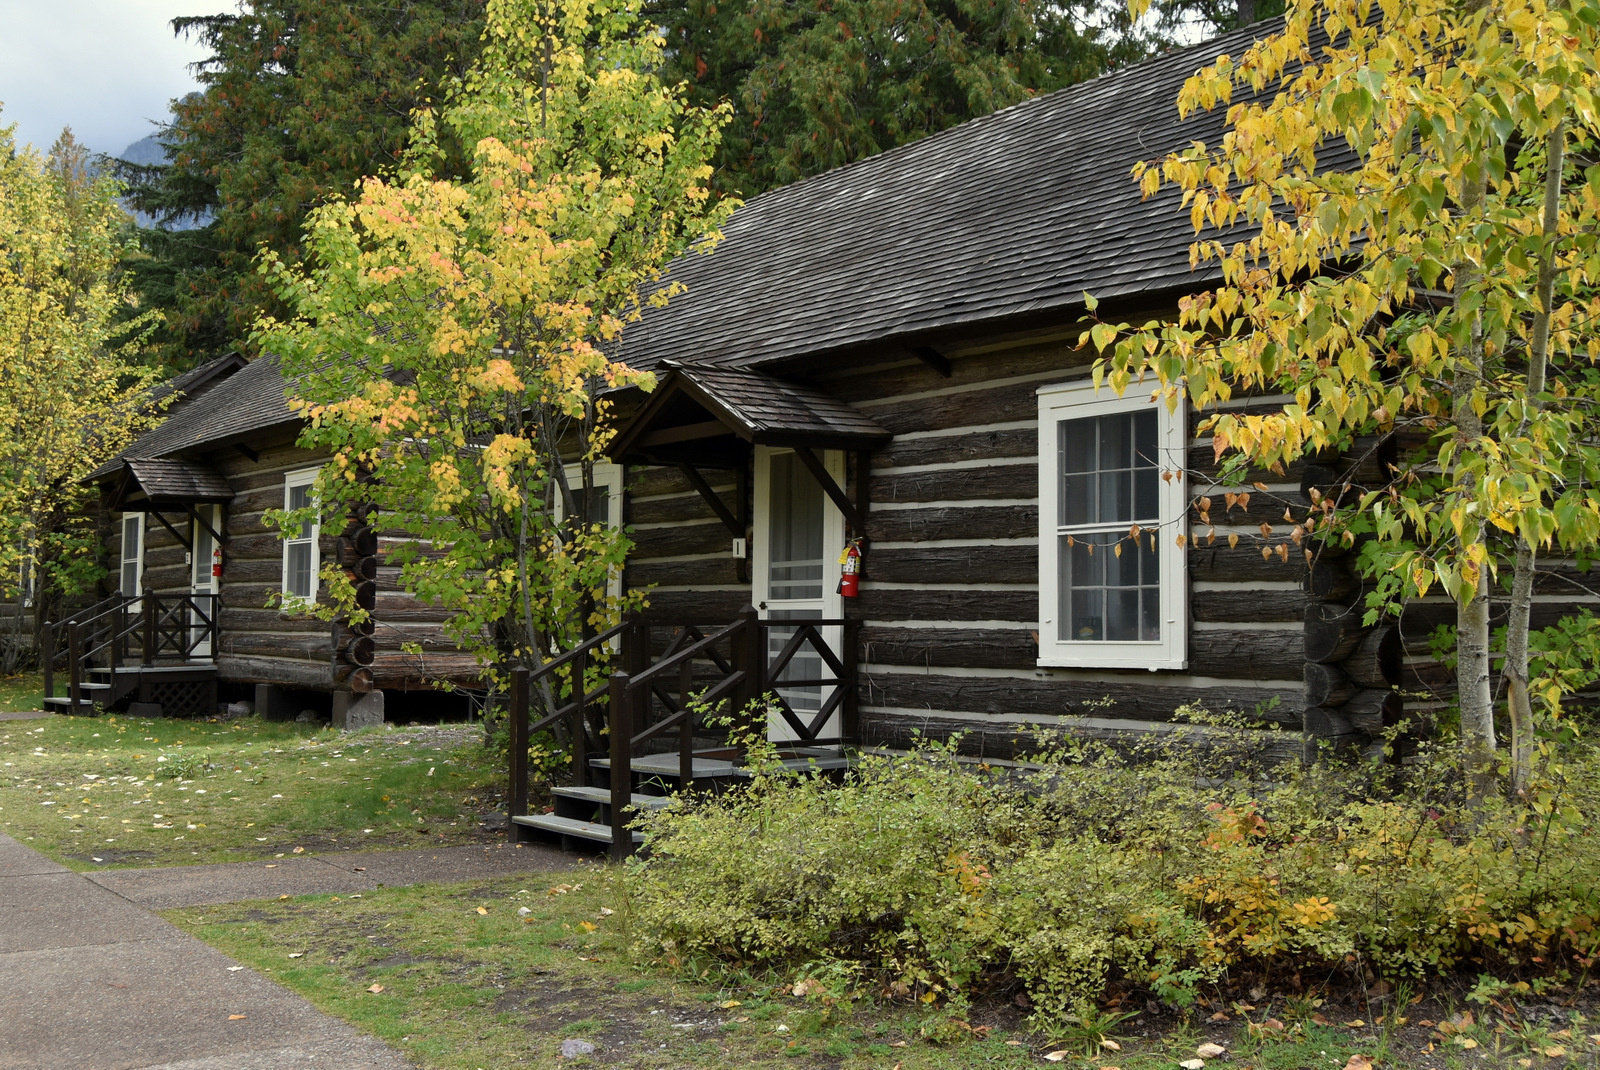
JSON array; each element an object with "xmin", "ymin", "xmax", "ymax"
[
  {"xmin": 102, "ymin": 457, "xmax": 233, "ymax": 510},
  {"xmin": 607, "ymin": 363, "xmax": 892, "ymax": 467}
]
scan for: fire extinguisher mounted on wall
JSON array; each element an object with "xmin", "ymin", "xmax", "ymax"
[{"xmin": 838, "ymin": 538, "xmax": 862, "ymax": 598}]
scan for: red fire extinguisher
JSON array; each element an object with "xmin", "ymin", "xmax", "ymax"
[
  {"xmin": 838, "ymin": 539, "xmax": 862, "ymax": 598},
  {"xmin": 212, "ymin": 546, "xmax": 224, "ymax": 578}
]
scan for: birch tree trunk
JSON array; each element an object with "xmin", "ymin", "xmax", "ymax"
[
  {"xmin": 1504, "ymin": 120, "xmax": 1566, "ymax": 796},
  {"xmin": 1454, "ymin": 170, "xmax": 1496, "ymax": 796}
]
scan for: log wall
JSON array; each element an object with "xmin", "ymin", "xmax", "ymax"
[
  {"xmin": 108, "ymin": 433, "xmax": 479, "ymax": 695},
  {"xmin": 619, "ymin": 328, "xmax": 1314, "ymax": 759}
]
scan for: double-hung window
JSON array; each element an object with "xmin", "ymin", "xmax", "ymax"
[
  {"xmin": 119, "ymin": 513, "xmax": 144, "ymax": 596},
  {"xmin": 281, "ymin": 468, "xmax": 320, "ymax": 603},
  {"xmin": 559, "ymin": 461, "xmax": 624, "ymax": 600},
  {"xmin": 1037, "ymin": 379, "xmax": 1186, "ymax": 669}
]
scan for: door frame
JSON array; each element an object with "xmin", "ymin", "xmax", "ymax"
[
  {"xmin": 751, "ymin": 446, "xmax": 845, "ymax": 620},
  {"xmin": 752, "ymin": 446, "xmax": 846, "ymax": 742},
  {"xmin": 190, "ymin": 504, "xmax": 222, "ymax": 656}
]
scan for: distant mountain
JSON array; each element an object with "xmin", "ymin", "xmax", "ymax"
[
  {"xmin": 116, "ymin": 133, "xmax": 210, "ymax": 231},
  {"xmin": 119, "ymin": 133, "xmax": 167, "ymax": 167}
]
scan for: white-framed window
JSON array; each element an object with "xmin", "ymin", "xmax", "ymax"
[
  {"xmin": 560, "ymin": 461, "xmax": 623, "ymax": 531},
  {"xmin": 119, "ymin": 513, "xmax": 144, "ymax": 596},
  {"xmin": 1037, "ymin": 379, "xmax": 1187, "ymax": 670},
  {"xmin": 281, "ymin": 468, "xmax": 320, "ymax": 603},
  {"xmin": 560, "ymin": 461, "xmax": 624, "ymax": 600}
]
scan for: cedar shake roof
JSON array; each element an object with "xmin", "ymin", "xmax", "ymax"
[
  {"xmin": 86, "ymin": 354, "xmax": 298, "ymax": 482},
  {"xmin": 615, "ymin": 19, "xmax": 1286, "ymax": 373},
  {"xmin": 609, "ymin": 364, "xmax": 891, "ymax": 464},
  {"xmin": 147, "ymin": 352, "xmax": 249, "ymax": 406},
  {"xmin": 120, "ymin": 458, "xmax": 234, "ymax": 503},
  {"xmin": 673, "ymin": 365, "xmax": 891, "ymax": 443}
]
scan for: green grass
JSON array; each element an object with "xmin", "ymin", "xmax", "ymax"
[
  {"xmin": 0, "ymin": 672, "xmax": 45, "ymax": 712},
  {"xmin": 0, "ymin": 713, "xmax": 507, "ymax": 868},
  {"xmin": 161, "ymin": 869, "xmax": 1598, "ymax": 1070}
]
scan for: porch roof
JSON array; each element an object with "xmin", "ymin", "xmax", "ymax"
[
  {"xmin": 111, "ymin": 458, "xmax": 234, "ymax": 507},
  {"xmin": 607, "ymin": 363, "xmax": 891, "ymax": 466}
]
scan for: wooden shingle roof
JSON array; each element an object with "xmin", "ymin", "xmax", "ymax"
[
  {"xmin": 87, "ymin": 355, "xmax": 298, "ymax": 482},
  {"xmin": 615, "ymin": 20, "xmax": 1282, "ymax": 373},
  {"xmin": 119, "ymin": 458, "xmax": 234, "ymax": 503},
  {"xmin": 609, "ymin": 364, "xmax": 891, "ymax": 465}
]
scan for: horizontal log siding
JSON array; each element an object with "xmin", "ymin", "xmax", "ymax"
[
  {"xmin": 624, "ymin": 468, "xmax": 746, "ymax": 624},
  {"xmin": 211, "ymin": 444, "xmax": 334, "ymax": 689},
  {"xmin": 823, "ymin": 333, "xmax": 1308, "ymax": 744},
  {"xmin": 105, "ymin": 437, "xmax": 481, "ymax": 692}
]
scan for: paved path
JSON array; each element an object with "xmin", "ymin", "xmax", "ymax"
[
  {"xmin": 0, "ymin": 833, "xmax": 572, "ymax": 1070},
  {"xmin": 0, "ymin": 709, "xmax": 50, "ymax": 720}
]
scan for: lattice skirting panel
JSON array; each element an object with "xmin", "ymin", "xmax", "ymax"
[{"xmin": 140, "ymin": 680, "xmax": 213, "ymax": 719}]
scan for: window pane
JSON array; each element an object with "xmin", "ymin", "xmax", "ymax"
[
  {"xmin": 1133, "ymin": 410, "xmax": 1159, "ymax": 467},
  {"xmin": 1106, "ymin": 588, "xmax": 1141, "ymax": 641},
  {"xmin": 193, "ymin": 520, "xmax": 214, "ymax": 587},
  {"xmin": 1142, "ymin": 588, "xmax": 1162, "ymax": 642},
  {"xmin": 1061, "ymin": 419, "xmax": 1096, "ymax": 474},
  {"xmin": 1069, "ymin": 588, "xmax": 1103, "ymax": 641},
  {"xmin": 1059, "ymin": 530, "xmax": 1163, "ymax": 645},
  {"xmin": 1098, "ymin": 414, "xmax": 1131, "ymax": 471},
  {"xmin": 768, "ymin": 452, "xmax": 825, "ymax": 601},
  {"xmin": 122, "ymin": 561, "xmax": 139, "ymax": 595},
  {"xmin": 1099, "ymin": 470, "xmax": 1128, "ymax": 522},
  {"xmin": 288, "ymin": 543, "xmax": 313, "ymax": 598},
  {"xmin": 288, "ymin": 484, "xmax": 313, "ymax": 539}
]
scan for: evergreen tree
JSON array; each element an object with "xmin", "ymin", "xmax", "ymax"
[
  {"xmin": 647, "ymin": 0, "xmax": 1157, "ymax": 197},
  {"xmin": 120, "ymin": 0, "xmax": 488, "ymax": 370}
]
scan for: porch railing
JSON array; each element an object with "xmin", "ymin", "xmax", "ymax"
[
  {"xmin": 506, "ymin": 605, "xmax": 861, "ymax": 858},
  {"xmin": 42, "ymin": 592, "xmax": 219, "ymax": 710}
]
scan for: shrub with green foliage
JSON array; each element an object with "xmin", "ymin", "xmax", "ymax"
[{"xmin": 627, "ymin": 707, "xmax": 1600, "ymax": 1021}]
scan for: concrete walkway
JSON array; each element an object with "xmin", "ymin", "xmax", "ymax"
[{"xmin": 0, "ymin": 833, "xmax": 571, "ymax": 1070}]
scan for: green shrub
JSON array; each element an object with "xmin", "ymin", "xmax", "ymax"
[{"xmin": 626, "ymin": 704, "xmax": 1600, "ymax": 1022}]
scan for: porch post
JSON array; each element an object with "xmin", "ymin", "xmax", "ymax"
[
  {"xmin": 67, "ymin": 622, "xmax": 81, "ymax": 713},
  {"xmin": 41, "ymin": 621, "xmax": 53, "ymax": 700},
  {"xmin": 843, "ymin": 618, "xmax": 861, "ymax": 745},
  {"xmin": 736, "ymin": 604, "xmax": 764, "ymax": 737},
  {"xmin": 608, "ymin": 670, "xmax": 633, "ymax": 861},
  {"xmin": 506, "ymin": 666, "xmax": 530, "ymax": 837}
]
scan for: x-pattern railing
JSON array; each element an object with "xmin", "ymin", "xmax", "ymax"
[
  {"xmin": 43, "ymin": 593, "xmax": 219, "ymax": 710},
  {"xmin": 506, "ymin": 605, "xmax": 861, "ymax": 858}
]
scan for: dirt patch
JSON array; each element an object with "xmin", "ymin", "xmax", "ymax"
[{"xmin": 69, "ymin": 848, "xmax": 156, "ymax": 865}]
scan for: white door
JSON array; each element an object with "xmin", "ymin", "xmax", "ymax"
[
  {"xmin": 752, "ymin": 447, "xmax": 845, "ymax": 742},
  {"xmin": 190, "ymin": 505, "xmax": 221, "ymax": 656}
]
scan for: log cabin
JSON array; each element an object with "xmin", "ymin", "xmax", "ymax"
[
  {"xmin": 54, "ymin": 351, "xmax": 481, "ymax": 725},
  {"xmin": 47, "ymin": 18, "xmax": 1585, "ymax": 770}
]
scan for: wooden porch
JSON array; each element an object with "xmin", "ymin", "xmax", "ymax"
[
  {"xmin": 504, "ymin": 606, "xmax": 861, "ymax": 857},
  {"xmin": 41, "ymin": 593, "xmax": 220, "ymax": 716}
]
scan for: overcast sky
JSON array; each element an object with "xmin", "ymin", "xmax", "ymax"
[{"xmin": 0, "ymin": 0, "xmax": 221, "ymax": 157}]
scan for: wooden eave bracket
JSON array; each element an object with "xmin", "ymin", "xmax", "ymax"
[
  {"xmin": 678, "ymin": 463, "xmax": 743, "ymax": 537},
  {"xmin": 186, "ymin": 504, "xmax": 225, "ymax": 546},
  {"xmin": 145, "ymin": 509, "xmax": 188, "ymax": 548},
  {"xmin": 914, "ymin": 346, "xmax": 952, "ymax": 378},
  {"xmin": 794, "ymin": 446, "xmax": 866, "ymax": 535}
]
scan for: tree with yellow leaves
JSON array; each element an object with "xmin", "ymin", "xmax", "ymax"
[
  {"xmin": 1089, "ymin": 0, "xmax": 1600, "ymax": 792},
  {"xmin": 256, "ymin": 0, "xmax": 732, "ymax": 715},
  {"xmin": 0, "ymin": 119, "xmax": 161, "ymax": 638}
]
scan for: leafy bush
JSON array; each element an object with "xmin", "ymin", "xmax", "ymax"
[{"xmin": 626, "ymin": 705, "xmax": 1600, "ymax": 1021}]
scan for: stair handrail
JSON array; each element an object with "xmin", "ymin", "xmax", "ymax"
[
  {"xmin": 42, "ymin": 592, "xmax": 141, "ymax": 706},
  {"xmin": 505, "ymin": 617, "xmax": 634, "ymax": 830}
]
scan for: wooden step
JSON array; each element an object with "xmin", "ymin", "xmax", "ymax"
[
  {"xmin": 591, "ymin": 753, "xmax": 743, "ymax": 778},
  {"xmin": 43, "ymin": 696, "xmax": 102, "ymax": 713},
  {"xmin": 550, "ymin": 786, "xmax": 672, "ymax": 810},
  {"xmin": 511, "ymin": 813, "xmax": 643, "ymax": 844}
]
